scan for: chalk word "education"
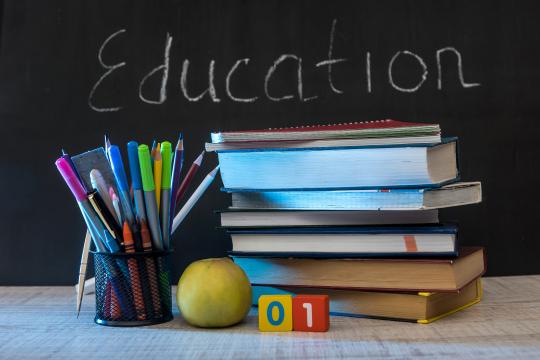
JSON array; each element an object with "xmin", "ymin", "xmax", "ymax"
[{"xmin": 88, "ymin": 19, "xmax": 481, "ymax": 112}]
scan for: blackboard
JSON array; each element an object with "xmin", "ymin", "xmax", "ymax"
[{"xmin": 1, "ymin": 0, "xmax": 539, "ymax": 285}]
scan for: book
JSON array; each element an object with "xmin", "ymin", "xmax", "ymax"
[
  {"xmin": 219, "ymin": 209, "xmax": 439, "ymax": 227},
  {"xmin": 231, "ymin": 246, "xmax": 485, "ymax": 292},
  {"xmin": 211, "ymin": 119, "xmax": 441, "ymax": 143},
  {"xmin": 228, "ymin": 225, "xmax": 458, "ymax": 257},
  {"xmin": 205, "ymin": 134, "xmax": 442, "ymax": 152},
  {"xmin": 229, "ymin": 182, "xmax": 482, "ymax": 210},
  {"xmin": 218, "ymin": 139, "xmax": 458, "ymax": 191},
  {"xmin": 251, "ymin": 278, "xmax": 482, "ymax": 323}
]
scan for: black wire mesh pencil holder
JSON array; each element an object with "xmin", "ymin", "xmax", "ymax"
[{"xmin": 92, "ymin": 250, "xmax": 173, "ymax": 327}]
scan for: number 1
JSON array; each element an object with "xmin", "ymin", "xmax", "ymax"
[{"xmin": 302, "ymin": 303, "xmax": 313, "ymax": 328}]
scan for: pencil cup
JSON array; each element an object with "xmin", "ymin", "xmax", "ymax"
[{"xmin": 92, "ymin": 250, "xmax": 173, "ymax": 327}]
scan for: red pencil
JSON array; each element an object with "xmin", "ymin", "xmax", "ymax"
[{"xmin": 174, "ymin": 151, "xmax": 205, "ymax": 213}]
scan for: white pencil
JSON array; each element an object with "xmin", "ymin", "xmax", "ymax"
[{"xmin": 171, "ymin": 166, "xmax": 220, "ymax": 235}]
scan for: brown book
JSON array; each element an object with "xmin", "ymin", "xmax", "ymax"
[
  {"xmin": 232, "ymin": 247, "xmax": 485, "ymax": 292},
  {"xmin": 253, "ymin": 278, "xmax": 482, "ymax": 323}
]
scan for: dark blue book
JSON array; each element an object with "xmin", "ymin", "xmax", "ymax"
[
  {"xmin": 218, "ymin": 138, "xmax": 459, "ymax": 191},
  {"xmin": 228, "ymin": 224, "xmax": 458, "ymax": 258}
]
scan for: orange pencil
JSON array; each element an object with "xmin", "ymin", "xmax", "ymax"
[
  {"xmin": 140, "ymin": 219, "xmax": 162, "ymax": 316},
  {"xmin": 124, "ymin": 221, "xmax": 146, "ymax": 320}
]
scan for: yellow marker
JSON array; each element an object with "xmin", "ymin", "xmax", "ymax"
[
  {"xmin": 258, "ymin": 295, "xmax": 292, "ymax": 332},
  {"xmin": 153, "ymin": 143, "xmax": 162, "ymax": 212}
]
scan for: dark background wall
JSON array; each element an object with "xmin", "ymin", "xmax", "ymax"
[{"xmin": 1, "ymin": 0, "xmax": 538, "ymax": 285}]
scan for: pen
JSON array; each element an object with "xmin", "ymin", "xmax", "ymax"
[
  {"xmin": 90, "ymin": 169, "xmax": 119, "ymax": 225},
  {"xmin": 171, "ymin": 165, "xmax": 220, "ymax": 235},
  {"xmin": 160, "ymin": 141, "xmax": 172, "ymax": 248},
  {"xmin": 109, "ymin": 146, "xmax": 135, "ymax": 225},
  {"xmin": 88, "ymin": 190, "xmax": 122, "ymax": 242},
  {"xmin": 138, "ymin": 144, "xmax": 163, "ymax": 251},
  {"xmin": 61, "ymin": 149, "xmax": 86, "ymax": 193},
  {"xmin": 55, "ymin": 157, "xmax": 107, "ymax": 252},
  {"xmin": 110, "ymin": 188, "xmax": 123, "ymax": 224},
  {"xmin": 127, "ymin": 141, "xmax": 147, "ymax": 222},
  {"xmin": 153, "ymin": 143, "xmax": 162, "ymax": 212}
]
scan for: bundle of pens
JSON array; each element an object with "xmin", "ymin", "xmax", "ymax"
[{"xmin": 55, "ymin": 135, "xmax": 219, "ymax": 326}]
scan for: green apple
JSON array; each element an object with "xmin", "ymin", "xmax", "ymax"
[{"xmin": 176, "ymin": 257, "xmax": 252, "ymax": 328}]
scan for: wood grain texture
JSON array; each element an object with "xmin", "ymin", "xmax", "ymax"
[{"xmin": 1, "ymin": 276, "xmax": 539, "ymax": 359}]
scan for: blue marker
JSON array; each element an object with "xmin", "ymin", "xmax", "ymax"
[
  {"xmin": 109, "ymin": 145, "xmax": 135, "ymax": 225},
  {"xmin": 127, "ymin": 141, "xmax": 147, "ymax": 223}
]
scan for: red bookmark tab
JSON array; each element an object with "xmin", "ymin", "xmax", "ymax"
[{"xmin": 404, "ymin": 235, "xmax": 418, "ymax": 252}]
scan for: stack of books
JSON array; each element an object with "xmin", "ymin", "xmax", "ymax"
[{"xmin": 207, "ymin": 120, "xmax": 485, "ymax": 323}]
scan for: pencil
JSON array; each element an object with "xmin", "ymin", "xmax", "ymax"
[
  {"xmin": 140, "ymin": 219, "xmax": 162, "ymax": 316},
  {"xmin": 169, "ymin": 134, "xmax": 184, "ymax": 221},
  {"xmin": 171, "ymin": 165, "xmax": 219, "ymax": 235},
  {"xmin": 153, "ymin": 143, "xmax": 162, "ymax": 212},
  {"xmin": 150, "ymin": 139, "xmax": 157, "ymax": 167},
  {"xmin": 76, "ymin": 230, "xmax": 92, "ymax": 317},
  {"xmin": 123, "ymin": 221, "xmax": 146, "ymax": 320},
  {"xmin": 174, "ymin": 151, "xmax": 205, "ymax": 212}
]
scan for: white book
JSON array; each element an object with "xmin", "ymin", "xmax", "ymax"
[{"xmin": 219, "ymin": 210, "xmax": 439, "ymax": 227}]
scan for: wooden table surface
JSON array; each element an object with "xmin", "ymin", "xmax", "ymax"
[{"xmin": 1, "ymin": 275, "xmax": 540, "ymax": 359}]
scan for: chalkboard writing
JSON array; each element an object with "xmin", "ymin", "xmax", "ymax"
[
  {"xmin": 2, "ymin": 0, "xmax": 539, "ymax": 285},
  {"xmin": 88, "ymin": 19, "xmax": 481, "ymax": 112}
]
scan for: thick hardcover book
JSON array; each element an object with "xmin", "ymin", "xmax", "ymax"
[
  {"xmin": 218, "ymin": 209, "xmax": 439, "ymax": 227},
  {"xmin": 211, "ymin": 119, "xmax": 440, "ymax": 143},
  {"xmin": 228, "ymin": 225, "xmax": 458, "ymax": 257},
  {"xmin": 218, "ymin": 139, "xmax": 459, "ymax": 191},
  {"xmin": 231, "ymin": 247, "xmax": 486, "ymax": 292},
  {"xmin": 251, "ymin": 278, "xmax": 482, "ymax": 323},
  {"xmin": 229, "ymin": 182, "xmax": 482, "ymax": 210}
]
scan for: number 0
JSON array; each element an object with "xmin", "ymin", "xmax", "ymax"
[
  {"xmin": 302, "ymin": 303, "xmax": 313, "ymax": 327},
  {"xmin": 267, "ymin": 301, "xmax": 285, "ymax": 325}
]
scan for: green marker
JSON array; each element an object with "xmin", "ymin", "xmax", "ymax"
[
  {"xmin": 138, "ymin": 144, "xmax": 163, "ymax": 251},
  {"xmin": 160, "ymin": 141, "xmax": 172, "ymax": 249}
]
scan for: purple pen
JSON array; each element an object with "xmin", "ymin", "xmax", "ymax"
[{"xmin": 61, "ymin": 149, "xmax": 87, "ymax": 193}]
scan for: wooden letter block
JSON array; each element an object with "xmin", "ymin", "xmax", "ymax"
[
  {"xmin": 258, "ymin": 295, "xmax": 293, "ymax": 332},
  {"xmin": 292, "ymin": 295, "xmax": 329, "ymax": 332}
]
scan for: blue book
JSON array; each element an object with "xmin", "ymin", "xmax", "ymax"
[
  {"xmin": 228, "ymin": 224, "xmax": 458, "ymax": 258},
  {"xmin": 228, "ymin": 182, "xmax": 482, "ymax": 210},
  {"xmin": 217, "ymin": 138, "xmax": 459, "ymax": 191}
]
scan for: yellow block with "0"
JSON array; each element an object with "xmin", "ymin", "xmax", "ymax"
[{"xmin": 258, "ymin": 295, "xmax": 293, "ymax": 332}]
